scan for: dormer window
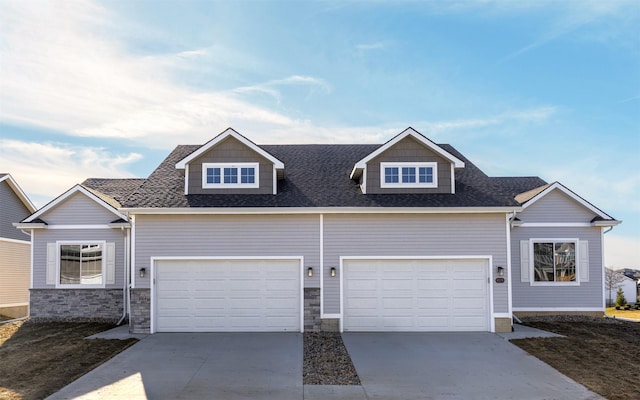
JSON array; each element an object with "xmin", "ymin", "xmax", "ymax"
[
  {"xmin": 380, "ymin": 162, "xmax": 438, "ymax": 188},
  {"xmin": 202, "ymin": 163, "xmax": 259, "ymax": 188}
]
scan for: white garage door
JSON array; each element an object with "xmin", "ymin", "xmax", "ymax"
[
  {"xmin": 343, "ymin": 258, "xmax": 489, "ymax": 332},
  {"xmin": 155, "ymin": 259, "xmax": 301, "ymax": 332}
]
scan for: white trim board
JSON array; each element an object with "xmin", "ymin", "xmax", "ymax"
[
  {"xmin": 24, "ymin": 185, "xmax": 128, "ymax": 223},
  {"xmin": 175, "ymin": 128, "xmax": 284, "ymax": 170},
  {"xmin": 520, "ymin": 182, "xmax": 616, "ymax": 221},
  {"xmin": 0, "ymin": 237, "xmax": 31, "ymax": 245},
  {"xmin": 0, "ymin": 174, "xmax": 37, "ymax": 213},
  {"xmin": 350, "ymin": 127, "xmax": 465, "ymax": 179},
  {"xmin": 122, "ymin": 206, "xmax": 519, "ymax": 215}
]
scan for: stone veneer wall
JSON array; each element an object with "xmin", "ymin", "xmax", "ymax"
[
  {"xmin": 130, "ymin": 289, "xmax": 151, "ymax": 334},
  {"xmin": 304, "ymin": 288, "xmax": 321, "ymax": 332},
  {"xmin": 30, "ymin": 289, "xmax": 123, "ymax": 322}
]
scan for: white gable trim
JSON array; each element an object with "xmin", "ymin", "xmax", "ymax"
[
  {"xmin": 0, "ymin": 174, "xmax": 37, "ymax": 213},
  {"xmin": 175, "ymin": 128, "xmax": 285, "ymax": 170},
  {"xmin": 23, "ymin": 185, "xmax": 128, "ymax": 223},
  {"xmin": 520, "ymin": 182, "xmax": 616, "ymax": 221},
  {"xmin": 350, "ymin": 127, "xmax": 465, "ymax": 179}
]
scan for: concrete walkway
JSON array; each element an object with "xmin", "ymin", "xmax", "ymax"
[{"xmin": 47, "ymin": 328, "xmax": 603, "ymax": 400}]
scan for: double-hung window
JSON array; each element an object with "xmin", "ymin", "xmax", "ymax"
[
  {"xmin": 380, "ymin": 162, "xmax": 437, "ymax": 188},
  {"xmin": 202, "ymin": 163, "xmax": 259, "ymax": 188}
]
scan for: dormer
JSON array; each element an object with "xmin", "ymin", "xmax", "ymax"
[
  {"xmin": 350, "ymin": 127, "xmax": 465, "ymax": 194},
  {"xmin": 175, "ymin": 128, "xmax": 285, "ymax": 195}
]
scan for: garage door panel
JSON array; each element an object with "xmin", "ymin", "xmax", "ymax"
[
  {"xmin": 155, "ymin": 259, "xmax": 301, "ymax": 332},
  {"xmin": 344, "ymin": 259, "xmax": 488, "ymax": 332},
  {"xmin": 416, "ymin": 298, "xmax": 449, "ymax": 310},
  {"xmin": 382, "ymin": 279, "xmax": 413, "ymax": 290},
  {"xmin": 417, "ymin": 278, "xmax": 449, "ymax": 290}
]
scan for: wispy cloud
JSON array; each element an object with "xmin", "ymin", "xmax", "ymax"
[
  {"xmin": 0, "ymin": 139, "xmax": 141, "ymax": 206},
  {"xmin": 420, "ymin": 106, "xmax": 557, "ymax": 133},
  {"xmin": 494, "ymin": 1, "xmax": 638, "ymax": 63},
  {"xmin": 0, "ymin": 1, "xmax": 328, "ymax": 148},
  {"xmin": 232, "ymin": 75, "xmax": 330, "ymax": 103},
  {"xmin": 356, "ymin": 41, "xmax": 392, "ymax": 52}
]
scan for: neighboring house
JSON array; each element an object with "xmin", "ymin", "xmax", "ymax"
[
  {"xmin": 610, "ymin": 272, "xmax": 638, "ymax": 305},
  {"xmin": 0, "ymin": 174, "xmax": 36, "ymax": 318},
  {"xmin": 16, "ymin": 128, "xmax": 621, "ymax": 333}
]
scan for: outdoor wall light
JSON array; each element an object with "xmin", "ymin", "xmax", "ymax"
[
  {"xmin": 307, "ymin": 267, "xmax": 313, "ymax": 277},
  {"xmin": 139, "ymin": 268, "xmax": 146, "ymax": 278},
  {"xmin": 497, "ymin": 266, "xmax": 504, "ymax": 277},
  {"xmin": 330, "ymin": 267, "xmax": 336, "ymax": 277}
]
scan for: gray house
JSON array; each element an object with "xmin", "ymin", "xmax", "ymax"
[
  {"xmin": 16, "ymin": 128, "xmax": 620, "ymax": 333},
  {"xmin": 1, "ymin": 174, "xmax": 36, "ymax": 318}
]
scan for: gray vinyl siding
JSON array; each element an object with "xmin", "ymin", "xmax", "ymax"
[
  {"xmin": 187, "ymin": 136, "xmax": 274, "ymax": 195},
  {"xmin": 32, "ymin": 228, "xmax": 126, "ymax": 288},
  {"xmin": 0, "ymin": 240, "xmax": 30, "ymax": 306},
  {"xmin": 40, "ymin": 192, "xmax": 119, "ymax": 225},
  {"xmin": 512, "ymin": 188, "xmax": 605, "ymax": 309},
  {"xmin": 520, "ymin": 190, "xmax": 596, "ymax": 223},
  {"xmin": 0, "ymin": 181, "xmax": 32, "ymax": 240},
  {"xmin": 366, "ymin": 136, "xmax": 453, "ymax": 194},
  {"xmin": 511, "ymin": 227, "xmax": 603, "ymax": 308},
  {"xmin": 133, "ymin": 214, "xmax": 320, "ymax": 288},
  {"xmin": 323, "ymin": 213, "xmax": 508, "ymax": 314}
]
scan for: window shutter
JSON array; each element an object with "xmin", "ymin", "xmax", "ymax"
[
  {"xmin": 579, "ymin": 241, "xmax": 589, "ymax": 282},
  {"xmin": 106, "ymin": 242, "xmax": 116, "ymax": 285},
  {"xmin": 46, "ymin": 243, "xmax": 57, "ymax": 285},
  {"xmin": 520, "ymin": 240, "xmax": 530, "ymax": 283}
]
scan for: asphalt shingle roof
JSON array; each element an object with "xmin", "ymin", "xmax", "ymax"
[
  {"xmin": 118, "ymin": 143, "xmax": 547, "ymax": 209},
  {"xmin": 81, "ymin": 178, "xmax": 146, "ymax": 207}
]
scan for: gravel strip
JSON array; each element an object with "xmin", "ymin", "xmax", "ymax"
[{"xmin": 303, "ymin": 332, "xmax": 361, "ymax": 385}]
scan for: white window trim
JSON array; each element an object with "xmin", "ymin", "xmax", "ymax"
[
  {"xmin": 55, "ymin": 240, "xmax": 107, "ymax": 289},
  {"xmin": 380, "ymin": 162, "xmax": 438, "ymax": 188},
  {"xmin": 202, "ymin": 162, "xmax": 259, "ymax": 189},
  {"xmin": 529, "ymin": 238, "xmax": 580, "ymax": 286}
]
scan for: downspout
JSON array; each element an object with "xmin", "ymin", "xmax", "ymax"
[
  {"xmin": 601, "ymin": 225, "xmax": 614, "ymax": 317},
  {"xmin": 116, "ymin": 225, "xmax": 130, "ymax": 326}
]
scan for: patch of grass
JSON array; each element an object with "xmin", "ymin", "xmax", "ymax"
[
  {"xmin": 512, "ymin": 318, "xmax": 640, "ymax": 400},
  {"xmin": 605, "ymin": 307, "xmax": 640, "ymax": 321},
  {"xmin": 0, "ymin": 320, "xmax": 137, "ymax": 400}
]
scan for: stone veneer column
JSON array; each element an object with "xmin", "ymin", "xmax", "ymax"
[
  {"xmin": 304, "ymin": 288, "xmax": 321, "ymax": 332},
  {"xmin": 130, "ymin": 289, "xmax": 151, "ymax": 333}
]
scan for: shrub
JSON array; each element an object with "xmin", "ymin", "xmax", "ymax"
[{"xmin": 615, "ymin": 288, "xmax": 627, "ymax": 307}]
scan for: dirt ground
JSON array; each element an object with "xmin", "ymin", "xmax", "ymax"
[
  {"xmin": 0, "ymin": 320, "xmax": 137, "ymax": 400},
  {"xmin": 512, "ymin": 317, "xmax": 640, "ymax": 400}
]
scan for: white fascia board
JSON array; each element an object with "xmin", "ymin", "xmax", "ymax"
[
  {"xmin": 592, "ymin": 220, "xmax": 622, "ymax": 227},
  {"xmin": 0, "ymin": 174, "xmax": 37, "ymax": 213},
  {"xmin": 175, "ymin": 128, "xmax": 284, "ymax": 170},
  {"xmin": 521, "ymin": 182, "xmax": 616, "ymax": 221},
  {"xmin": 121, "ymin": 206, "xmax": 521, "ymax": 215},
  {"xmin": 23, "ymin": 185, "xmax": 128, "ymax": 223},
  {"xmin": 14, "ymin": 222, "xmax": 46, "ymax": 229},
  {"xmin": 352, "ymin": 128, "xmax": 465, "ymax": 170}
]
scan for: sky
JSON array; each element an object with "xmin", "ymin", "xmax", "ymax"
[{"xmin": 1, "ymin": 0, "xmax": 638, "ymax": 268}]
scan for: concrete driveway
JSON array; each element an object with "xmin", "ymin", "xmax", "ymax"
[
  {"xmin": 47, "ymin": 333, "xmax": 303, "ymax": 400},
  {"xmin": 342, "ymin": 332, "xmax": 603, "ymax": 400},
  {"xmin": 47, "ymin": 330, "xmax": 603, "ymax": 400}
]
